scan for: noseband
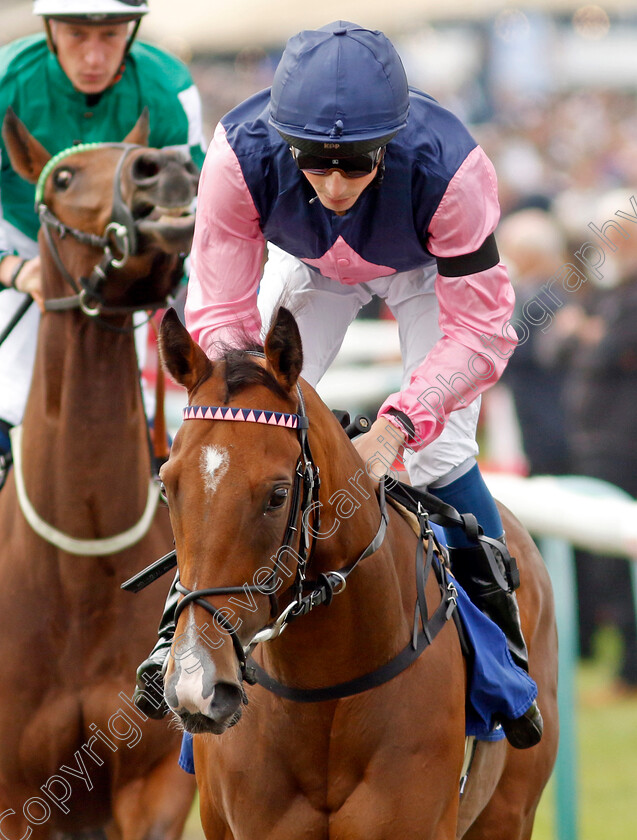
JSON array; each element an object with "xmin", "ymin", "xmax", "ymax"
[{"xmin": 35, "ymin": 142, "xmax": 184, "ymax": 323}]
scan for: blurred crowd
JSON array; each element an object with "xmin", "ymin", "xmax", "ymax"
[{"xmin": 476, "ymin": 93, "xmax": 637, "ymax": 695}]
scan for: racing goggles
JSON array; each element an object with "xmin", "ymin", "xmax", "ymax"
[{"xmin": 291, "ymin": 146, "xmax": 384, "ymax": 178}]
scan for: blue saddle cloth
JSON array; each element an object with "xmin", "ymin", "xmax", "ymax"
[
  {"xmin": 178, "ymin": 528, "xmax": 538, "ymax": 771},
  {"xmin": 179, "ymin": 733, "xmax": 195, "ymax": 774},
  {"xmin": 429, "ymin": 521, "xmax": 537, "ymax": 742},
  {"xmin": 452, "ymin": 573, "xmax": 537, "ymax": 741}
]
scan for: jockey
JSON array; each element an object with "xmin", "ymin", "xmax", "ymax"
[
  {"xmin": 136, "ymin": 21, "xmax": 543, "ymax": 749},
  {"xmin": 0, "ymin": 0, "xmax": 206, "ymax": 468}
]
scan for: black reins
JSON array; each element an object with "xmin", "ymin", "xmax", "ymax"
[{"xmin": 245, "ymin": 491, "xmax": 458, "ymax": 702}]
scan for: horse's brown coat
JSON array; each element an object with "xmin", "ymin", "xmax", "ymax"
[
  {"xmin": 0, "ymin": 112, "xmax": 197, "ymax": 840},
  {"xmin": 158, "ymin": 308, "xmax": 559, "ymax": 840}
]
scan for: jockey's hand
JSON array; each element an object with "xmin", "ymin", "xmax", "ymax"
[
  {"xmin": 13, "ymin": 257, "xmax": 44, "ymax": 311},
  {"xmin": 352, "ymin": 416, "xmax": 406, "ymax": 486}
]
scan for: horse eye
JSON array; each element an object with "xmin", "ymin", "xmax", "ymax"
[
  {"xmin": 266, "ymin": 486, "xmax": 289, "ymax": 512},
  {"xmin": 53, "ymin": 168, "xmax": 74, "ymax": 191}
]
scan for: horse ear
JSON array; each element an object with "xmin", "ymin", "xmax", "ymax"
[
  {"xmin": 1, "ymin": 107, "xmax": 51, "ymax": 183},
  {"xmin": 124, "ymin": 108, "xmax": 150, "ymax": 146},
  {"xmin": 159, "ymin": 308, "xmax": 213, "ymax": 393},
  {"xmin": 263, "ymin": 307, "xmax": 303, "ymax": 392}
]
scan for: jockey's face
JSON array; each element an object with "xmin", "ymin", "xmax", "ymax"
[
  {"xmin": 302, "ymin": 167, "xmax": 379, "ymax": 215},
  {"xmin": 50, "ymin": 20, "xmax": 130, "ymax": 95}
]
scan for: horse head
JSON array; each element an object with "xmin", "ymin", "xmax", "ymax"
[
  {"xmin": 1, "ymin": 108, "xmax": 199, "ymax": 316},
  {"xmin": 157, "ymin": 306, "xmax": 317, "ymax": 733}
]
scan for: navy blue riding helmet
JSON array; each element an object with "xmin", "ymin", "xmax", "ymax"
[{"xmin": 269, "ymin": 21, "xmax": 410, "ymax": 164}]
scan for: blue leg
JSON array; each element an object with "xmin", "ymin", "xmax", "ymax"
[
  {"xmin": 0, "ymin": 420, "xmax": 12, "ymax": 491},
  {"xmin": 430, "ymin": 461, "xmax": 503, "ymax": 546}
]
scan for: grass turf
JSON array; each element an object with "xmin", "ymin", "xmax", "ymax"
[{"xmin": 533, "ymin": 626, "xmax": 637, "ymax": 839}]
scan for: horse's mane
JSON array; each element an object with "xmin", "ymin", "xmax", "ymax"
[
  {"xmin": 216, "ymin": 342, "xmax": 292, "ymax": 404},
  {"xmin": 210, "ymin": 303, "xmax": 302, "ymax": 405}
]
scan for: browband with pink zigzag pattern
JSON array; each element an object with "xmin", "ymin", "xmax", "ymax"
[{"xmin": 183, "ymin": 405, "xmax": 309, "ymax": 429}]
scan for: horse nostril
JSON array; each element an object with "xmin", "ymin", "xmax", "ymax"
[
  {"xmin": 131, "ymin": 152, "xmax": 161, "ymax": 185},
  {"xmin": 209, "ymin": 683, "xmax": 243, "ymax": 721}
]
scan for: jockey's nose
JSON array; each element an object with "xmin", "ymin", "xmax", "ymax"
[{"xmin": 323, "ymin": 170, "xmax": 349, "ymax": 199}]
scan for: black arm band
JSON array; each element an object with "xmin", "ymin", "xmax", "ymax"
[
  {"xmin": 435, "ymin": 232, "xmax": 500, "ymax": 278},
  {"xmin": 385, "ymin": 409, "xmax": 415, "ymax": 440}
]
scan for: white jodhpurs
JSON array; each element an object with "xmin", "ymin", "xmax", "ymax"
[{"xmin": 257, "ymin": 244, "xmax": 480, "ymax": 488}]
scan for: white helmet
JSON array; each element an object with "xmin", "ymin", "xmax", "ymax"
[{"xmin": 34, "ymin": 0, "xmax": 148, "ymax": 23}]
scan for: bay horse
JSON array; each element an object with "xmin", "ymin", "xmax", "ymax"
[
  {"xmin": 0, "ymin": 111, "xmax": 198, "ymax": 840},
  {"xmin": 155, "ymin": 305, "xmax": 559, "ymax": 839}
]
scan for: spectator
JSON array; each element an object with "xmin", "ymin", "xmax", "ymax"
[
  {"xmin": 497, "ymin": 207, "xmax": 574, "ymax": 475},
  {"xmin": 564, "ymin": 189, "xmax": 637, "ymax": 692}
]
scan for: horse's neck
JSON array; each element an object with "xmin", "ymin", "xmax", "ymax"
[
  {"xmin": 21, "ymin": 306, "xmax": 151, "ymax": 520},
  {"xmin": 268, "ymin": 449, "xmax": 414, "ymax": 679}
]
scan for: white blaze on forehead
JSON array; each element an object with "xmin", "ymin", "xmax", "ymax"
[{"xmin": 200, "ymin": 444, "xmax": 229, "ymax": 495}]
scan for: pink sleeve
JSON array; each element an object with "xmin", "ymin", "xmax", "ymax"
[
  {"xmin": 379, "ymin": 146, "xmax": 517, "ymax": 449},
  {"xmin": 184, "ymin": 123, "xmax": 265, "ymax": 357}
]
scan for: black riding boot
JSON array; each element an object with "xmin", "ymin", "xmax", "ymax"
[
  {"xmin": 134, "ymin": 572, "xmax": 180, "ymax": 719},
  {"xmin": 448, "ymin": 540, "xmax": 543, "ymax": 750}
]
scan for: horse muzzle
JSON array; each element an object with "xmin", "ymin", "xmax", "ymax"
[
  {"xmin": 164, "ymin": 641, "xmax": 246, "ymax": 734},
  {"xmin": 171, "ymin": 683, "xmax": 245, "ymax": 735},
  {"xmin": 167, "ymin": 682, "xmax": 245, "ymax": 735},
  {"xmin": 136, "ymin": 211, "xmax": 196, "ymax": 254},
  {"xmin": 126, "ymin": 149, "xmax": 198, "ymax": 255}
]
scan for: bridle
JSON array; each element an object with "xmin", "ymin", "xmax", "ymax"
[
  {"xmin": 122, "ymin": 379, "xmax": 461, "ymax": 702},
  {"xmin": 174, "ymin": 389, "xmax": 318, "ymax": 678},
  {"xmin": 7, "ymin": 147, "xmax": 187, "ymax": 551},
  {"xmin": 171, "ymin": 379, "xmax": 391, "ymax": 687},
  {"xmin": 35, "ymin": 141, "xmax": 185, "ymax": 325}
]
